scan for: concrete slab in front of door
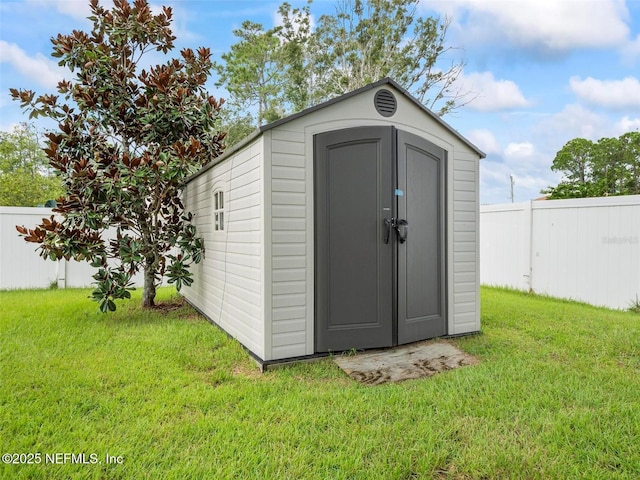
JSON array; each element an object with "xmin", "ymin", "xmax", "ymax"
[{"xmin": 333, "ymin": 341, "xmax": 478, "ymax": 385}]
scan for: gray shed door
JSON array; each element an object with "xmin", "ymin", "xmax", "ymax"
[
  {"xmin": 314, "ymin": 127, "xmax": 394, "ymax": 352},
  {"xmin": 397, "ymin": 130, "xmax": 446, "ymax": 343},
  {"xmin": 314, "ymin": 127, "xmax": 445, "ymax": 353}
]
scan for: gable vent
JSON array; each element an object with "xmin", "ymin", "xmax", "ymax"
[{"xmin": 374, "ymin": 89, "xmax": 397, "ymax": 117}]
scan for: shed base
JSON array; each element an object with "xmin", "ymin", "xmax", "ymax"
[{"xmin": 185, "ymin": 297, "xmax": 480, "ymax": 373}]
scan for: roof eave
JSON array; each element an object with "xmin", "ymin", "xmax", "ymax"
[{"xmin": 184, "ymin": 128, "xmax": 263, "ymax": 183}]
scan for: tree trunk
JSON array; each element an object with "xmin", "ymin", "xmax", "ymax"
[{"xmin": 142, "ymin": 267, "xmax": 156, "ymax": 308}]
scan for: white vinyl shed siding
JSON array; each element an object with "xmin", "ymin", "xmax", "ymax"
[
  {"xmin": 451, "ymin": 152, "xmax": 480, "ymax": 334},
  {"xmin": 266, "ymin": 129, "xmax": 311, "ymax": 359},
  {"xmin": 183, "ymin": 138, "xmax": 265, "ymax": 358}
]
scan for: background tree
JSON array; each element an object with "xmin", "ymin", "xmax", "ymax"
[
  {"xmin": 620, "ymin": 131, "xmax": 640, "ymax": 194},
  {"xmin": 11, "ymin": 0, "xmax": 225, "ymax": 311},
  {"xmin": 215, "ymin": 0, "xmax": 468, "ymax": 142},
  {"xmin": 276, "ymin": 1, "xmax": 325, "ymax": 113},
  {"xmin": 214, "ymin": 20, "xmax": 284, "ymax": 141},
  {"xmin": 216, "ymin": 109, "xmax": 256, "ymax": 150},
  {"xmin": 0, "ymin": 123, "xmax": 62, "ymax": 207},
  {"xmin": 312, "ymin": 0, "xmax": 466, "ymax": 115},
  {"xmin": 543, "ymin": 138, "xmax": 595, "ymax": 198},
  {"xmin": 543, "ymin": 132, "xmax": 640, "ymax": 199},
  {"xmin": 593, "ymin": 137, "xmax": 626, "ymax": 196}
]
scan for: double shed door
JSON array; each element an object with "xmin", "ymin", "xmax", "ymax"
[{"xmin": 314, "ymin": 126, "xmax": 446, "ymax": 353}]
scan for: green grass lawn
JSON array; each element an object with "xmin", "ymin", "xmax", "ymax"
[{"xmin": 1, "ymin": 287, "xmax": 639, "ymax": 479}]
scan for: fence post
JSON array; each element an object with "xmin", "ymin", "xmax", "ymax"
[
  {"xmin": 56, "ymin": 260, "xmax": 67, "ymax": 289},
  {"xmin": 526, "ymin": 200, "xmax": 534, "ymax": 292}
]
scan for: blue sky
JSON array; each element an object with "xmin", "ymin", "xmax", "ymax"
[{"xmin": 1, "ymin": 0, "xmax": 639, "ymax": 204}]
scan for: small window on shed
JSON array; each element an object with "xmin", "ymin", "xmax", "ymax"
[{"xmin": 213, "ymin": 190, "xmax": 224, "ymax": 231}]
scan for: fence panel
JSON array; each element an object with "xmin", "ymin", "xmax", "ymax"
[
  {"xmin": 530, "ymin": 197, "xmax": 640, "ymax": 310},
  {"xmin": 479, "ymin": 202, "xmax": 532, "ymax": 291},
  {"xmin": 480, "ymin": 196, "xmax": 640, "ymax": 310},
  {"xmin": 0, "ymin": 207, "xmax": 147, "ymax": 290},
  {"xmin": 0, "ymin": 207, "xmax": 59, "ymax": 289}
]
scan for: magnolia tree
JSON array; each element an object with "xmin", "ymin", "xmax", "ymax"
[{"xmin": 12, "ymin": 0, "xmax": 225, "ymax": 311}]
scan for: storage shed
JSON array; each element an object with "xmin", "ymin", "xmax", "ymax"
[{"xmin": 182, "ymin": 78, "xmax": 485, "ymax": 366}]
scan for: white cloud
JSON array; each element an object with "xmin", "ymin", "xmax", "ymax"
[
  {"xmin": 615, "ymin": 116, "xmax": 640, "ymax": 134},
  {"xmin": 536, "ymin": 104, "xmax": 609, "ymax": 146},
  {"xmin": 25, "ymin": 0, "xmax": 92, "ymax": 21},
  {"xmin": 504, "ymin": 141, "xmax": 547, "ymax": 176},
  {"xmin": 153, "ymin": 3, "xmax": 201, "ymax": 43},
  {"xmin": 570, "ymin": 76, "xmax": 640, "ymax": 109},
  {"xmin": 430, "ymin": 0, "xmax": 629, "ymax": 54},
  {"xmin": 458, "ymin": 72, "xmax": 529, "ymax": 111},
  {"xmin": 0, "ymin": 41, "xmax": 64, "ymax": 89},
  {"xmin": 479, "ymin": 157, "xmax": 558, "ymax": 204},
  {"xmin": 505, "ymin": 142, "xmax": 535, "ymax": 159},
  {"xmin": 475, "ymin": 132, "xmax": 561, "ymax": 203},
  {"xmin": 467, "ymin": 129, "xmax": 501, "ymax": 155},
  {"xmin": 622, "ymin": 33, "xmax": 640, "ymax": 60}
]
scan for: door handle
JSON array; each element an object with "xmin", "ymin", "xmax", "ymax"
[{"xmin": 384, "ymin": 217, "xmax": 394, "ymax": 244}]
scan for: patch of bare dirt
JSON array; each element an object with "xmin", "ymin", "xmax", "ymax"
[
  {"xmin": 232, "ymin": 363, "xmax": 263, "ymax": 379},
  {"xmin": 150, "ymin": 298, "xmax": 185, "ymax": 313}
]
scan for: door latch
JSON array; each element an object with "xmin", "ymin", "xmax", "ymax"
[
  {"xmin": 395, "ymin": 219, "xmax": 408, "ymax": 243},
  {"xmin": 383, "ymin": 218, "xmax": 409, "ymax": 244}
]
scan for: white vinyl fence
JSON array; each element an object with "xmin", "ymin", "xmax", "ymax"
[
  {"xmin": 5, "ymin": 200, "xmax": 640, "ymax": 309},
  {"xmin": 0, "ymin": 206, "xmax": 147, "ymax": 290},
  {"xmin": 480, "ymin": 195, "xmax": 640, "ymax": 310}
]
